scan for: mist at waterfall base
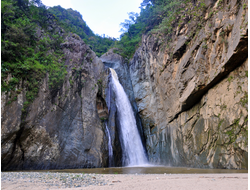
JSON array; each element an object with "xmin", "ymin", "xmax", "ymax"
[{"xmin": 108, "ymin": 68, "xmax": 149, "ymax": 167}]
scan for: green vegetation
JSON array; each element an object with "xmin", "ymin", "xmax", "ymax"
[
  {"xmin": 225, "ymin": 118, "xmax": 243, "ymax": 144},
  {"xmin": 114, "ymin": 0, "xmax": 184, "ymax": 59},
  {"xmin": 227, "ymin": 75, "xmax": 233, "ymax": 83},
  {"xmin": 202, "ymin": 44, "xmax": 208, "ymax": 49},
  {"xmin": 48, "ymin": 6, "xmax": 115, "ymax": 57},
  {"xmin": 1, "ymin": 0, "xmax": 116, "ymax": 119},
  {"xmin": 220, "ymin": 104, "xmax": 227, "ymax": 109},
  {"xmin": 100, "ymin": 117, "xmax": 107, "ymax": 122},
  {"xmin": 217, "ymin": 0, "xmax": 223, "ymax": 7},
  {"xmin": 240, "ymin": 91, "xmax": 248, "ymax": 107},
  {"xmin": 1, "ymin": 0, "xmax": 67, "ymax": 117},
  {"xmin": 1, "ymin": 0, "xmax": 71, "ymax": 118},
  {"xmin": 234, "ymin": 118, "xmax": 240, "ymax": 126},
  {"xmin": 113, "ymin": 0, "xmax": 210, "ymax": 59},
  {"xmin": 97, "ymin": 79, "xmax": 103, "ymax": 95},
  {"xmin": 218, "ymin": 119, "xmax": 224, "ymax": 129},
  {"xmin": 2, "ymin": 0, "xmax": 245, "ymax": 123}
]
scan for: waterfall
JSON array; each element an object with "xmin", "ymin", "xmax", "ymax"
[
  {"xmin": 105, "ymin": 122, "xmax": 113, "ymax": 167},
  {"xmin": 109, "ymin": 68, "xmax": 148, "ymax": 166}
]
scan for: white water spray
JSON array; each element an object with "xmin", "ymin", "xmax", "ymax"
[
  {"xmin": 105, "ymin": 123, "xmax": 113, "ymax": 167},
  {"xmin": 109, "ymin": 68, "xmax": 148, "ymax": 166}
]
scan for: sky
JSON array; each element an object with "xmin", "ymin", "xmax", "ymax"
[{"xmin": 41, "ymin": 0, "xmax": 142, "ymax": 39}]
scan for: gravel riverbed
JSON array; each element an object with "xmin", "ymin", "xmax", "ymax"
[
  {"xmin": 1, "ymin": 172, "xmax": 108, "ymax": 189},
  {"xmin": 1, "ymin": 172, "xmax": 248, "ymax": 190}
]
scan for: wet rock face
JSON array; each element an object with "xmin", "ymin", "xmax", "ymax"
[
  {"xmin": 129, "ymin": 1, "xmax": 248, "ymax": 169},
  {"xmin": 1, "ymin": 33, "xmax": 108, "ymax": 170}
]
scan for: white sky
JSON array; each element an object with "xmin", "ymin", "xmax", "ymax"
[{"xmin": 41, "ymin": 0, "xmax": 142, "ymax": 39}]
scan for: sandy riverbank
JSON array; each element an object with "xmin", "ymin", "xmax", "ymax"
[{"xmin": 1, "ymin": 172, "xmax": 248, "ymax": 190}]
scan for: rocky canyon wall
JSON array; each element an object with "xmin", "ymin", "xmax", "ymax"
[
  {"xmin": 1, "ymin": 33, "xmax": 109, "ymax": 170},
  {"xmin": 1, "ymin": 32, "xmax": 143, "ymax": 171},
  {"xmin": 129, "ymin": 0, "xmax": 248, "ymax": 169}
]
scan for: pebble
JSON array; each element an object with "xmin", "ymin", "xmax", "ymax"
[{"xmin": 1, "ymin": 172, "xmax": 108, "ymax": 188}]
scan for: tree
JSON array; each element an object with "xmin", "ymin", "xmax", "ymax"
[{"xmin": 119, "ymin": 12, "xmax": 139, "ymax": 36}]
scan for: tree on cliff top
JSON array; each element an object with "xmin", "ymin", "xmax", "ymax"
[{"xmin": 113, "ymin": 0, "xmax": 183, "ymax": 59}]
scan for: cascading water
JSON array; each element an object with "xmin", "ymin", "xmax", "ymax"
[
  {"xmin": 105, "ymin": 122, "xmax": 113, "ymax": 167},
  {"xmin": 109, "ymin": 68, "xmax": 148, "ymax": 166}
]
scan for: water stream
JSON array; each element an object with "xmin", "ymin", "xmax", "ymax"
[
  {"xmin": 109, "ymin": 68, "xmax": 148, "ymax": 166},
  {"xmin": 105, "ymin": 122, "xmax": 113, "ymax": 167}
]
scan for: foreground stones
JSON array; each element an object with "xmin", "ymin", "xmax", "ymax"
[
  {"xmin": 1, "ymin": 172, "xmax": 248, "ymax": 190},
  {"xmin": 1, "ymin": 172, "xmax": 108, "ymax": 188}
]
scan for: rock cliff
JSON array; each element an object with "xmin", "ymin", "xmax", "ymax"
[
  {"xmin": 129, "ymin": 0, "xmax": 248, "ymax": 169},
  {"xmin": 1, "ymin": 32, "xmax": 143, "ymax": 170},
  {"xmin": 1, "ymin": 33, "xmax": 108, "ymax": 170}
]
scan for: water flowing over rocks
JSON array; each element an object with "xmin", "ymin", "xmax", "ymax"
[
  {"xmin": 100, "ymin": 50, "xmax": 148, "ymax": 166},
  {"xmin": 109, "ymin": 68, "xmax": 148, "ymax": 166},
  {"xmin": 100, "ymin": 50, "xmax": 146, "ymax": 146}
]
